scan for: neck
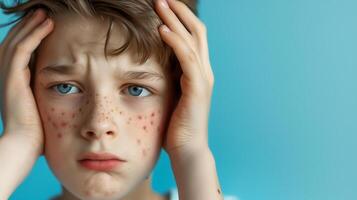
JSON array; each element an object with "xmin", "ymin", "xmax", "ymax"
[{"xmin": 56, "ymin": 176, "xmax": 168, "ymax": 200}]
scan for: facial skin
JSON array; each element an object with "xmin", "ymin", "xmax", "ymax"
[{"xmin": 32, "ymin": 13, "xmax": 175, "ymax": 200}]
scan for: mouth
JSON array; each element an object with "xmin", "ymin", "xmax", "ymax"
[{"xmin": 78, "ymin": 152, "xmax": 127, "ymax": 171}]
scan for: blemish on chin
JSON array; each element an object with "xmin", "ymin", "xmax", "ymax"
[
  {"xmin": 137, "ymin": 139, "xmax": 141, "ymax": 145},
  {"xmin": 137, "ymin": 115, "xmax": 142, "ymax": 120},
  {"xmin": 61, "ymin": 112, "xmax": 65, "ymax": 116},
  {"xmin": 51, "ymin": 107, "xmax": 55, "ymax": 112},
  {"xmin": 72, "ymin": 113, "xmax": 76, "ymax": 118},
  {"xmin": 151, "ymin": 112, "xmax": 155, "ymax": 117},
  {"xmin": 143, "ymin": 126, "xmax": 147, "ymax": 131},
  {"xmin": 57, "ymin": 132, "xmax": 62, "ymax": 138}
]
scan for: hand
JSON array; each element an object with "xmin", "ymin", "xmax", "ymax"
[
  {"xmin": 155, "ymin": 0, "xmax": 215, "ymax": 157},
  {"xmin": 0, "ymin": 9, "xmax": 54, "ymax": 155}
]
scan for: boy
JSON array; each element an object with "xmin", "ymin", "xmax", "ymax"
[{"xmin": 0, "ymin": 0, "xmax": 227, "ymax": 199}]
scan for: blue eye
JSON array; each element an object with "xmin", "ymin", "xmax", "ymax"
[
  {"xmin": 53, "ymin": 83, "xmax": 80, "ymax": 95},
  {"xmin": 127, "ymin": 85, "xmax": 151, "ymax": 97}
]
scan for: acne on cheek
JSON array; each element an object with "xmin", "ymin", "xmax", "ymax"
[
  {"xmin": 44, "ymin": 106, "xmax": 81, "ymax": 139},
  {"xmin": 134, "ymin": 110, "xmax": 163, "ymax": 134},
  {"xmin": 132, "ymin": 110, "xmax": 164, "ymax": 158}
]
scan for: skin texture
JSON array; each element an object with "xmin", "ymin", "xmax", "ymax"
[{"xmin": 0, "ymin": 0, "xmax": 222, "ymax": 199}]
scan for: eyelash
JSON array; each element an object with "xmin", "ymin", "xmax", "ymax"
[{"xmin": 49, "ymin": 83, "xmax": 153, "ymax": 97}]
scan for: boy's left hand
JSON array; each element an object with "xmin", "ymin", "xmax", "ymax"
[{"xmin": 155, "ymin": 0, "xmax": 214, "ymax": 157}]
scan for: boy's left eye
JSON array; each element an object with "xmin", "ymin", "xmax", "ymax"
[{"xmin": 52, "ymin": 83, "xmax": 81, "ymax": 95}]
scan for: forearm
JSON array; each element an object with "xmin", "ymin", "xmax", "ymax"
[
  {"xmin": 169, "ymin": 147, "xmax": 223, "ymax": 200},
  {"xmin": 0, "ymin": 133, "xmax": 39, "ymax": 199}
]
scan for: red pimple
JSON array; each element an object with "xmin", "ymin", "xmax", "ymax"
[
  {"xmin": 47, "ymin": 116, "xmax": 52, "ymax": 121},
  {"xmin": 57, "ymin": 133, "xmax": 62, "ymax": 138},
  {"xmin": 51, "ymin": 107, "xmax": 55, "ymax": 112},
  {"xmin": 72, "ymin": 113, "xmax": 76, "ymax": 118},
  {"xmin": 61, "ymin": 122, "xmax": 68, "ymax": 127},
  {"xmin": 52, "ymin": 122, "xmax": 58, "ymax": 128},
  {"xmin": 138, "ymin": 115, "xmax": 142, "ymax": 120},
  {"xmin": 151, "ymin": 112, "xmax": 155, "ymax": 117},
  {"xmin": 143, "ymin": 126, "xmax": 147, "ymax": 131},
  {"xmin": 150, "ymin": 121, "xmax": 154, "ymax": 125},
  {"xmin": 61, "ymin": 112, "xmax": 65, "ymax": 116}
]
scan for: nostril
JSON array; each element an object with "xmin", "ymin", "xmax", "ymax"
[
  {"xmin": 106, "ymin": 131, "xmax": 114, "ymax": 135},
  {"xmin": 87, "ymin": 132, "xmax": 96, "ymax": 138}
]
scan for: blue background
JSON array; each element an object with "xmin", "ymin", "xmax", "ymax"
[{"xmin": 1, "ymin": 0, "xmax": 357, "ymax": 199}]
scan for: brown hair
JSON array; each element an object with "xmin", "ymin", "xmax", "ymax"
[{"xmin": 0, "ymin": 0, "xmax": 198, "ymax": 96}]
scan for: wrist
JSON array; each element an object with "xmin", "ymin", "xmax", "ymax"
[
  {"xmin": 2, "ymin": 130, "xmax": 43, "ymax": 157},
  {"xmin": 168, "ymin": 145, "xmax": 214, "ymax": 166},
  {"xmin": 0, "ymin": 132, "xmax": 40, "ymax": 199}
]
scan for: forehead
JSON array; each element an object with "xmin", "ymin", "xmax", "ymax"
[{"xmin": 35, "ymin": 13, "xmax": 164, "ymax": 74}]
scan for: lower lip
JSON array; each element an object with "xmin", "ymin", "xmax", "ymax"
[{"xmin": 79, "ymin": 159, "xmax": 123, "ymax": 171}]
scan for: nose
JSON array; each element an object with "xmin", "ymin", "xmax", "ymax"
[{"xmin": 80, "ymin": 95, "xmax": 118, "ymax": 141}]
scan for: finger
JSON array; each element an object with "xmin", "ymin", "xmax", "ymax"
[
  {"xmin": 167, "ymin": 0, "xmax": 206, "ymax": 38},
  {"xmin": 10, "ymin": 18, "xmax": 54, "ymax": 73},
  {"xmin": 155, "ymin": 0, "xmax": 193, "ymax": 44},
  {"xmin": 7, "ymin": 9, "xmax": 48, "ymax": 49},
  {"xmin": 159, "ymin": 25, "xmax": 201, "ymax": 82},
  {"xmin": 166, "ymin": 0, "xmax": 209, "ymax": 67},
  {"xmin": 1, "ymin": 10, "xmax": 35, "ymax": 49}
]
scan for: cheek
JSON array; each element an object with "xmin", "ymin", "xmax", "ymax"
[
  {"xmin": 40, "ymin": 105, "xmax": 81, "ymax": 140},
  {"xmin": 127, "ymin": 110, "xmax": 165, "ymax": 158},
  {"xmin": 127, "ymin": 110, "xmax": 164, "ymax": 134}
]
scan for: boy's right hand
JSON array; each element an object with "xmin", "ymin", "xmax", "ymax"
[
  {"xmin": 0, "ymin": 9, "xmax": 54, "ymax": 198},
  {"xmin": 0, "ymin": 9, "xmax": 54, "ymax": 154}
]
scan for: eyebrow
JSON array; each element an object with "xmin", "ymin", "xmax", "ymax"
[{"xmin": 39, "ymin": 64, "xmax": 165, "ymax": 81}]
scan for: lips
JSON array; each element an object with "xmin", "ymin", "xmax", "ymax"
[{"xmin": 78, "ymin": 152, "xmax": 126, "ymax": 171}]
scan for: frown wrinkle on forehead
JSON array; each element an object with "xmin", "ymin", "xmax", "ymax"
[{"xmin": 38, "ymin": 64, "xmax": 165, "ymax": 82}]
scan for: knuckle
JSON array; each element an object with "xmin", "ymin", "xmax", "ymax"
[{"xmin": 198, "ymin": 22, "xmax": 207, "ymax": 33}]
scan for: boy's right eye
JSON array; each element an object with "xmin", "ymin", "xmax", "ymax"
[{"xmin": 52, "ymin": 83, "xmax": 81, "ymax": 95}]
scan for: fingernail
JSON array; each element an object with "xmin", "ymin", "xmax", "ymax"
[
  {"xmin": 162, "ymin": 25, "xmax": 170, "ymax": 32},
  {"xmin": 160, "ymin": 0, "xmax": 169, "ymax": 8},
  {"xmin": 41, "ymin": 18, "xmax": 51, "ymax": 26}
]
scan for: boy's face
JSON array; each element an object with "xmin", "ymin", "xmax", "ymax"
[{"xmin": 33, "ymin": 14, "xmax": 174, "ymax": 199}]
